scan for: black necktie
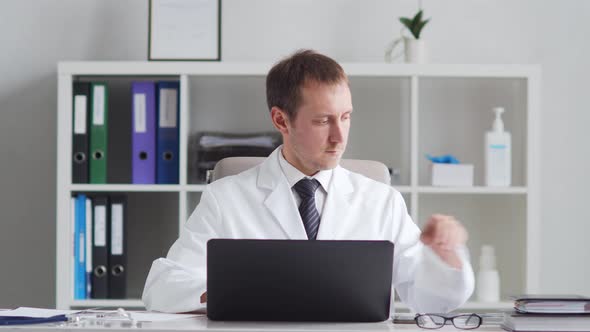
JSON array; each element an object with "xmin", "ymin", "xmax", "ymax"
[{"xmin": 293, "ymin": 178, "xmax": 321, "ymax": 240}]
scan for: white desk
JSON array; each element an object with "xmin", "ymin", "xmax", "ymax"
[{"xmin": 0, "ymin": 316, "xmax": 503, "ymax": 332}]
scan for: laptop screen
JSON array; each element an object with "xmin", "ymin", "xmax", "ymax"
[{"xmin": 207, "ymin": 239, "xmax": 394, "ymax": 322}]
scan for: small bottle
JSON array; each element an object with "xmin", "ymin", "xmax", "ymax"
[
  {"xmin": 485, "ymin": 107, "xmax": 511, "ymax": 186},
  {"xmin": 476, "ymin": 245, "xmax": 500, "ymax": 302}
]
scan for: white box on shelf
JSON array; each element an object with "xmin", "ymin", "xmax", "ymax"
[{"xmin": 431, "ymin": 163, "xmax": 474, "ymax": 187}]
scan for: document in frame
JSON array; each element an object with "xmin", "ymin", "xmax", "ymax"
[{"xmin": 149, "ymin": 0, "xmax": 220, "ymax": 60}]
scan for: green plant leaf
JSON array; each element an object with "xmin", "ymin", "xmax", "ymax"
[
  {"xmin": 414, "ymin": 18, "xmax": 430, "ymax": 39},
  {"xmin": 412, "ymin": 10, "xmax": 423, "ymax": 30},
  {"xmin": 410, "ymin": 23, "xmax": 419, "ymax": 39},
  {"xmin": 399, "ymin": 17, "xmax": 413, "ymax": 30},
  {"xmin": 414, "ymin": 10, "xmax": 423, "ymax": 22}
]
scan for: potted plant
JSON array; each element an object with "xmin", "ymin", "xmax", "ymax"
[{"xmin": 385, "ymin": 9, "xmax": 431, "ymax": 63}]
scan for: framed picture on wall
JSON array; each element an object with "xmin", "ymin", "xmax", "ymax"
[{"xmin": 149, "ymin": 0, "xmax": 221, "ymax": 61}]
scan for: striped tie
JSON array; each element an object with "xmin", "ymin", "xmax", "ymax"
[{"xmin": 293, "ymin": 178, "xmax": 321, "ymax": 240}]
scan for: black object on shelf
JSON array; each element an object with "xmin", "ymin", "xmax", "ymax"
[{"xmin": 189, "ymin": 131, "xmax": 282, "ymax": 184}]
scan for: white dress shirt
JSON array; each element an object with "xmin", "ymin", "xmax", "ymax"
[{"xmin": 277, "ymin": 148, "xmax": 332, "ymax": 218}]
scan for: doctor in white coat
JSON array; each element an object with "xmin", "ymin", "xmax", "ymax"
[{"xmin": 142, "ymin": 49, "xmax": 474, "ymax": 314}]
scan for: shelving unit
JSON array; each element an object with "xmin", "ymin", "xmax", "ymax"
[{"xmin": 56, "ymin": 62, "xmax": 540, "ymax": 310}]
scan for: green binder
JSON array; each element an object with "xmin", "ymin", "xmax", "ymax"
[{"xmin": 89, "ymin": 82, "xmax": 108, "ymax": 184}]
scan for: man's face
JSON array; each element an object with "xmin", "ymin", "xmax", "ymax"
[{"xmin": 279, "ymin": 81, "xmax": 353, "ymax": 175}]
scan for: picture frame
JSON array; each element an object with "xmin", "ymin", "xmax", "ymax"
[{"xmin": 148, "ymin": 0, "xmax": 221, "ymax": 61}]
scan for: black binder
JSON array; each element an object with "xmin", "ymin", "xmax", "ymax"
[
  {"xmin": 72, "ymin": 82, "xmax": 90, "ymax": 183},
  {"xmin": 91, "ymin": 196, "xmax": 109, "ymax": 298},
  {"xmin": 107, "ymin": 80, "xmax": 132, "ymax": 184},
  {"xmin": 108, "ymin": 195, "xmax": 127, "ymax": 298}
]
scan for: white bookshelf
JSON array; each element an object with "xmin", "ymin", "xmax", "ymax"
[{"xmin": 56, "ymin": 62, "xmax": 540, "ymax": 310}]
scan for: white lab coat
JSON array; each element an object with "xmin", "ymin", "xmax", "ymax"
[{"xmin": 142, "ymin": 148, "xmax": 474, "ymax": 313}]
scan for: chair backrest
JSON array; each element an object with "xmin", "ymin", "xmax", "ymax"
[{"xmin": 211, "ymin": 156, "xmax": 391, "ymax": 185}]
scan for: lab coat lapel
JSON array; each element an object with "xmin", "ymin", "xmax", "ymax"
[
  {"xmin": 317, "ymin": 165, "xmax": 354, "ymax": 240},
  {"xmin": 258, "ymin": 148, "xmax": 308, "ymax": 240}
]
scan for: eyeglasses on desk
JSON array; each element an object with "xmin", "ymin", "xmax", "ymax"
[{"xmin": 415, "ymin": 313, "xmax": 483, "ymax": 329}]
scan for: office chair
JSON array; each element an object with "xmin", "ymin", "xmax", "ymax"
[{"xmin": 211, "ymin": 156, "xmax": 391, "ymax": 185}]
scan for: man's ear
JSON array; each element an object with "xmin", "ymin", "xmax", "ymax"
[{"xmin": 270, "ymin": 107, "xmax": 291, "ymax": 134}]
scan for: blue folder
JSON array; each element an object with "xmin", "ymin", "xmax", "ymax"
[
  {"xmin": 156, "ymin": 81, "xmax": 180, "ymax": 184},
  {"xmin": 74, "ymin": 194, "xmax": 87, "ymax": 299}
]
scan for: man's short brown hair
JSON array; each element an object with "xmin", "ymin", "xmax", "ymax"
[{"xmin": 266, "ymin": 49, "xmax": 348, "ymax": 119}]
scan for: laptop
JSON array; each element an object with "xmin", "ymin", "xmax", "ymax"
[{"xmin": 206, "ymin": 239, "xmax": 394, "ymax": 322}]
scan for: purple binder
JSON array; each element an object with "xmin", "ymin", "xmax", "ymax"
[{"xmin": 131, "ymin": 82, "xmax": 156, "ymax": 184}]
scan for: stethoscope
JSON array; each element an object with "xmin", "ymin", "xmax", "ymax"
[{"xmin": 0, "ymin": 314, "xmax": 68, "ymax": 326}]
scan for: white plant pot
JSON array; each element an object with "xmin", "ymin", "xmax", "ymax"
[{"xmin": 404, "ymin": 38, "xmax": 428, "ymax": 64}]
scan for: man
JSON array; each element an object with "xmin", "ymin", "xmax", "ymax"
[{"xmin": 142, "ymin": 50, "xmax": 474, "ymax": 313}]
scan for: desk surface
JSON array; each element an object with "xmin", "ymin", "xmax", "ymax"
[{"xmin": 0, "ymin": 316, "xmax": 503, "ymax": 332}]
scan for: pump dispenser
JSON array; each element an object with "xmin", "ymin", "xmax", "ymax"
[
  {"xmin": 476, "ymin": 245, "xmax": 500, "ymax": 302},
  {"xmin": 485, "ymin": 107, "xmax": 511, "ymax": 186}
]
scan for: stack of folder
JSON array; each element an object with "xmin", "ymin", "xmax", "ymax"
[
  {"xmin": 72, "ymin": 80, "xmax": 180, "ymax": 185},
  {"xmin": 189, "ymin": 131, "xmax": 282, "ymax": 183},
  {"xmin": 71, "ymin": 194, "xmax": 128, "ymax": 299},
  {"xmin": 502, "ymin": 295, "xmax": 590, "ymax": 331}
]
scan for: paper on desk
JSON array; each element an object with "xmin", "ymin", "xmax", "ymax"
[
  {"xmin": 0, "ymin": 307, "xmax": 200, "ymax": 322},
  {"xmin": 1, "ymin": 307, "xmax": 78, "ymax": 317},
  {"xmin": 126, "ymin": 311, "xmax": 202, "ymax": 322}
]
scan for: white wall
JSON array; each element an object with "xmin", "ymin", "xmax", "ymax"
[{"xmin": 0, "ymin": 0, "xmax": 588, "ymax": 307}]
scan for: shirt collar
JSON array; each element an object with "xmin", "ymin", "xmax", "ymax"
[{"xmin": 278, "ymin": 147, "xmax": 332, "ymax": 192}]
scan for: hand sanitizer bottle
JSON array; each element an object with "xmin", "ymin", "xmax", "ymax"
[
  {"xmin": 476, "ymin": 245, "xmax": 500, "ymax": 302},
  {"xmin": 485, "ymin": 107, "xmax": 511, "ymax": 186}
]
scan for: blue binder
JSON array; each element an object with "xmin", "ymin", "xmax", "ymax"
[
  {"xmin": 156, "ymin": 81, "xmax": 180, "ymax": 184},
  {"xmin": 74, "ymin": 194, "xmax": 87, "ymax": 299}
]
